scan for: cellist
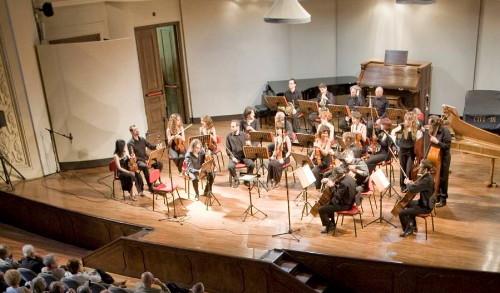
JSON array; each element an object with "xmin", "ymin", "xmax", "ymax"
[
  {"xmin": 428, "ymin": 115, "xmax": 452, "ymax": 207},
  {"xmin": 166, "ymin": 113, "xmax": 186, "ymax": 173},
  {"xmin": 391, "ymin": 112, "xmax": 423, "ymax": 192}
]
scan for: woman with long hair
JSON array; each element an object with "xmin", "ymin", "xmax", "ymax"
[
  {"xmin": 113, "ymin": 139, "xmax": 143, "ymax": 200},
  {"xmin": 184, "ymin": 139, "xmax": 214, "ymax": 199},
  {"xmin": 240, "ymin": 106, "xmax": 260, "ymax": 133},
  {"xmin": 267, "ymin": 126, "xmax": 292, "ymax": 189},
  {"xmin": 166, "ymin": 113, "xmax": 186, "ymax": 173},
  {"xmin": 199, "ymin": 115, "xmax": 217, "ymax": 151},
  {"xmin": 310, "ymin": 126, "xmax": 333, "ymax": 190}
]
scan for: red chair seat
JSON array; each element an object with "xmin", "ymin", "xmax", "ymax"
[
  {"xmin": 338, "ymin": 206, "xmax": 361, "ymax": 216},
  {"xmin": 153, "ymin": 182, "xmax": 178, "ymax": 193},
  {"xmin": 235, "ymin": 163, "xmax": 246, "ymax": 169}
]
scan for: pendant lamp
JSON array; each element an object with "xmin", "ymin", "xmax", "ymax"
[{"xmin": 264, "ymin": 0, "xmax": 311, "ymax": 24}]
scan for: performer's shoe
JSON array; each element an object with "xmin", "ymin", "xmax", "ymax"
[
  {"xmin": 321, "ymin": 221, "xmax": 334, "ymax": 234},
  {"xmin": 400, "ymin": 227, "xmax": 414, "ymax": 238},
  {"xmin": 232, "ymin": 179, "xmax": 239, "ymax": 188},
  {"xmin": 435, "ymin": 199, "xmax": 447, "ymax": 208}
]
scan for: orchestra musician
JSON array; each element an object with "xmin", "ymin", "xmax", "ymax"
[
  {"xmin": 308, "ymin": 83, "xmax": 335, "ymax": 133},
  {"xmin": 367, "ymin": 86, "xmax": 388, "ymax": 137},
  {"xmin": 413, "ymin": 107, "xmax": 425, "ymax": 127},
  {"xmin": 128, "ymin": 125, "xmax": 163, "ymax": 193},
  {"xmin": 318, "ymin": 166, "xmax": 357, "ymax": 233},
  {"xmin": 391, "ymin": 112, "xmax": 423, "ymax": 192},
  {"xmin": 184, "ymin": 139, "xmax": 214, "ymax": 200},
  {"xmin": 311, "ymin": 126, "xmax": 333, "ymax": 190},
  {"xmin": 350, "ymin": 111, "xmax": 367, "ymax": 150},
  {"xmin": 343, "ymin": 148, "xmax": 369, "ymax": 189},
  {"xmin": 166, "ymin": 113, "xmax": 186, "ymax": 174},
  {"xmin": 284, "ymin": 78, "xmax": 303, "ymax": 132},
  {"xmin": 340, "ymin": 85, "xmax": 365, "ymax": 132},
  {"xmin": 315, "ymin": 109, "xmax": 335, "ymax": 143},
  {"xmin": 399, "ymin": 159, "xmax": 435, "ymax": 237},
  {"xmin": 268, "ymin": 111, "xmax": 294, "ymax": 155},
  {"xmin": 267, "ymin": 126, "xmax": 292, "ymax": 189},
  {"xmin": 240, "ymin": 106, "xmax": 260, "ymax": 133},
  {"xmin": 365, "ymin": 117, "xmax": 394, "ymax": 173},
  {"xmin": 226, "ymin": 120, "xmax": 255, "ymax": 188},
  {"xmin": 114, "ymin": 139, "xmax": 143, "ymax": 200},
  {"xmin": 199, "ymin": 115, "xmax": 218, "ymax": 151},
  {"xmin": 428, "ymin": 115, "xmax": 452, "ymax": 207}
]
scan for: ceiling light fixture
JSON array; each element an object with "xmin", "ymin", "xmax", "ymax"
[{"xmin": 264, "ymin": 0, "xmax": 311, "ymax": 24}]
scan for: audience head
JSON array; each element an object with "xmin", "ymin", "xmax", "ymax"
[
  {"xmin": 129, "ymin": 124, "xmax": 139, "ymax": 137},
  {"xmin": 49, "ymin": 281, "xmax": 66, "ymax": 293},
  {"xmin": 43, "ymin": 254, "xmax": 59, "ymax": 269},
  {"xmin": 67, "ymin": 259, "xmax": 82, "ymax": 275},
  {"xmin": 77, "ymin": 285, "xmax": 91, "ymax": 293},
  {"xmin": 189, "ymin": 139, "xmax": 202, "ymax": 154},
  {"xmin": 288, "ymin": 79, "xmax": 297, "ymax": 91},
  {"xmin": 0, "ymin": 244, "xmax": 10, "ymax": 260},
  {"xmin": 100, "ymin": 290, "xmax": 111, "ymax": 293},
  {"xmin": 22, "ymin": 244, "xmax": 36, "ymax": 258},
  {"xmin": 375, "ymin": 86, "xmax": 384, "ymax": 97},
  {"xmin": 4, "ymin": 269, "xmax": 21, "ymax": 288},
  {"xmin": 140, "ymin": 272, "xmax": 154, "ymax": 288},
  {"xmin": 31, "ymin": 276, "xmax": 48, "ymax": 293},
  {"xmin": 190, "ymin": 282, "xmax": 205, "ymax": 293},
  {"xmin": 114, "ymin": 140, "xmax": 127, "ymax": 156},
  {"xmin": 201, "ymin": 115, "xmax": 214, "ymax": 129},
  {"xmin": 243, "ymin": 106, "xmax": 255, "ymax": 120},
  {"xmin": 230, "ymin": 120, "xmax": 240, "ymax": 133}
]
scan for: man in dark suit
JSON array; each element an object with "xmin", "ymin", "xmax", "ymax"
[{"xmin": 308, "ymin": 83, "xmax": 335, "ymax": 133}]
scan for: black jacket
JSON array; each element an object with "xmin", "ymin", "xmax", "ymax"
[
  {"xmin": 330, "ymin": 175, "xmax": 357, "ymax": 208},
  {"xmin": 407, "ymin": 172, "xmax": 435, "ymax": 210}
]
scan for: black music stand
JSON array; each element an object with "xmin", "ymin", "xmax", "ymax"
[
  {"xmin": 201, "ymin": 159, "xmax": 220, "ymax": 210},
  {"xmin": 364, "ymin": 169, "xmax": 397, "ymax": 228},
  {"xmin": 355, "ymin": 106, "xmax": 379, "ymax": 122},
  {"xmin": 327, "ymin": 104, "xmax": 348, "ymax": 133},
  {"xmin": 249, "ymin": 131, "xmax": 273, "ymax": 187},
  {"xmin": 297, "ymin": 100, "xmax": 319, "ymax": 132},
  {"xmin": 291, "ymin": 152, "xmax": 315, "ymax": 219},
  {"xmin": 386, "ymin": 108, "xmax": 407, "ymax": 125},
  {"xmin": 189, "ymin": 134, "xmax": 211, "ymax": 145},
  {"xmin": 295, "ymin": 133, "xmax": 315, "ymax": 151},
  {"xmin": 239, "ymin": 174, "xmax": 266, "ymax": 221},
  {"xmin": 0, "ymin": 111, "xmax": 25, "ymax": 190},
  {"xmin": 243, "ymin": 146, "xmax": 269, "ymax": 193},
  {"xmin": 265, "ymin": 96, "xmax": 288, "ymax": 112}
]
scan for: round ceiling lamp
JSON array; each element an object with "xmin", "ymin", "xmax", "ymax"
[{"xmin": 264, "ymin": 0, "xmax": 311, "ymax": 24}]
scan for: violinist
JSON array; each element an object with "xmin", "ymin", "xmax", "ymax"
[
  {"xmin": 340, "ymin": 85, "xmax": 365, "ymax": 132},
  {"xmin": 166, "ymin": 113, "xmax": 186, "ymax": 173},
  {"xmin": 268, "ymin": 111, "xmax": 294, "ymax": 155},
  {"xmin": 226, "ymin": 120, "xmax": 255, "ymax": 188},
  {"xmin": 428, "ymin": 115, "xmax": 452, "ymax": 207},
  {"xmin": 128, "ymin": 125, "xmax": 163, "ymax": 193},
  {"xmin": 199, "ymin": 115, "xmax": 217, "ymax": 151},
  {"xmin": 318, "ymin": 166, "xmax": 357, "ymax": 233},
  {"xmin": 365, "ymin": 118, "xmax": 394, "ymax": 173},
  {"xmin": 350, "ymin": 111, "xmax": 367, "ymax": 149},
  {"xmin": 240, "ymin": 106, "xmax": 260, "ymax": 133},
  {"xmin": 315, "ymin": 110, "xmax": 335, "ymax": 143},
  {"xmin": 311, "ymin": 126, "xmax": 333, "ymax": 190},
  {"xmin": 114, "ymin": 139, "xmax": 143, "ymax": 200},
  {"xmin": 184, "ymin": 139, "xmax": 214, "ymax": 200},
  {"xmin": 267, "ymin": 126, "xmax": 292, "ymax": 189},
  {"xmin": 343, "ymin": 149, "xmax": 369, "ymax": 189},
  {"xmin": 399, "ymin": 159, "xmax": 435, "ymax": 237},
  {"xmin": 391, "ymin": 112, "xmax": 423, "ymax": 192},
  {"xmin": 308, "ymin": 83, "xmax": 335, "ymax": 133}
]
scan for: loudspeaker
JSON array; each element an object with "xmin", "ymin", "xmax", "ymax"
[
  {"xmin": 40, "ymin": 2, "xmax": 54, "ymax": 17},
  {"xmin": 0, "ymin": 111, "xmax": 6, "ymax": 129}
]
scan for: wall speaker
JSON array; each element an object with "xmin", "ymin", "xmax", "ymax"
[
  {"xmin": 0, "ymin": 111, "xmax": 7, "ymax": 129},
  {"xmin": 40, "ymin": 2, "xmax": 54, "ymax": 17}
]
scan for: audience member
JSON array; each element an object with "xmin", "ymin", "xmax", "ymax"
[
  {"xmin": 31, "ymin": 276, "xmax": 48, "ymax": 293},
  {"xmin": 135, "ymin": 272, "xmax": 171, "ymax": 293},
  {"xmin": 19, "ymin": 244, "xmax": 44, "ymax": 274},
  {"xmin": 48, "ymin": 281, "xmax": 66, "ymax": 293},
  {"xmin": 41, "ymin": 254, "xmax": 66, "ymax": 280},
  {"xmin": 189, "ymin": 282, "xmax": 204, "ymax": 293},
  {"xmin": 4, "ymin": 269, "xmax": 27, "ymax": 293},
  {"xmin": 65, "ymin": 259, "xmax": 102, "ymax": 285},
  {"xmin": 77, "ymin": 285, "xmax": 92, "ymax": 293},
  {"xmin": 0, "ymin": 245, "xmax": 19, "ymax": 270}
]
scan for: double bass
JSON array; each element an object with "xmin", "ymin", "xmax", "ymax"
[{"xmin": 413, "ymin": 119, "xmax": 442, "ymax": 194}]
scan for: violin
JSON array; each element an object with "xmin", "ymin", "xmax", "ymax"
[
  {"xmin": 128, "ymin": 147, "xmax": 139, "ymax": 173},
  {"xmin": 314, "ymin": 147, "xmax": 322, "ymax": 165},
  {"xmin": 172, "ymin": 124, "xmax": 193, "ymax": 154}
]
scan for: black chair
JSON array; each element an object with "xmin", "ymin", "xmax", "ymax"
[
  {"xmin": 62, "ymin": 278, "xmax": 80, "ymax": 290},
  {"xmin": 89, "ymin": 282, "xmax": 106, "ymax": 293},
  {"xmin": 39, "ymin": 273, "xmax": 59, "ymax": 287},
  {"xmin": 0, "ymin": 264, "xmax": 12, "ymax": 273},
  {"xmin": 17, "ymin": 268, "xmax": 37, "ymax": 283}
]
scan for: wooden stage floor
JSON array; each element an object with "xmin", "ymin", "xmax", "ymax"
[
  {"xmin": 7, "ymin": 150, "xmax": 500, "ymax": 273},
  {"xmin": 4, "ymin": 123, "xmax": 500, "ymax": 274}
]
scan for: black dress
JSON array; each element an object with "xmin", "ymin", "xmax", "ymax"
[
  {"xmin": 118, "ymin": 156, "xmax": 144, "ymax": 193},
  {"xmin": 267, "ymin": 142, "xmax": 290, "ymax": 184}
]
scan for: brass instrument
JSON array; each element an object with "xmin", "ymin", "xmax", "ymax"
[{"xmin": 277, "ymin": 102, "xmax": 296, "ymax": 116}]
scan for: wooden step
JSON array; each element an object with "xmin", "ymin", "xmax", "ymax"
[
  {"xmin": 293, "ymin": 271, "xmax": 313, "ymax": 284},
  {"xmin": 275, "ymin": 259, "xmax": 299, "ymax": 273},
  {"xmin": 260, "ymin": 249, "xmax": 283, "ymax": 263},
  {"xmin": 307, "ymin": 277, "xmax": 330, "ymax": 293}
]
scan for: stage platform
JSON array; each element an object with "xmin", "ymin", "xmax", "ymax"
[{"xmin": 2, "ymin": 148, "xmax": 499, "ymax": 275}]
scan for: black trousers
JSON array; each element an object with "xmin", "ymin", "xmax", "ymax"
[
  {"xmin": 118, "ymin": 171, "xmax": 144, "ymax": 193},
  {"xmin": 312, "ymin": 164, "xmax": 330, "ymax": 190},
  {"xmin": 399, "ymin": 147, "xmax": 415, "ymax": 188},
  {"xmin": 169, "ymin": 148, "xmax": 185, "ymax": 173},
  {"xmin": 398, "ymin": 200, "xmax": 431, "ymax": 231},
  {"xmin": 137, "ymin": 160, "xmax": 163, "ymax": 190},
  {"xmin": 366, "ymin": 152, "xmax": 390, "ymax": 173},
  {"xmin": 228, "ymin": 158, "xmax": 255, "ymax": 179},
  {"xmin": 319, "ymin": 203, "xmax": 351, "ymax": 226},
  {"xmin": 439, "ymin": 151, "xmax": 451, "ymax": 199},
  {"xmin": 192, "ymin": 172, "xmax": 214, "ymax": 196},
  {"xmin": 267, "ymin": 157, "xmax": 289, "ymax": 184}
]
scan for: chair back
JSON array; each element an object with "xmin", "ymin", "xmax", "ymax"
[
  {"xmin": 17, "ymin": 268, "xmax": 37, "ymax": 282},
  {"xmin": 109, "ymin": 160, "xmax": 118, "ymax": 178},
  {"xmin": 181, "ymin": 160, "xmax": 188, "ymax": 174},
  {"xmin": 39, "ymin": 272, "xmax": 58, "ymax": 286},
  {"xmin": 149, "ymin": 168, "xmax": 161, "ymax": 184},
  {"xmin": 89, "ymin": 282, "xmax": 106, "ymax": 293},
  {"xmin": 62, "ymin": 278, "xmax": 80, "ymax": 290}
]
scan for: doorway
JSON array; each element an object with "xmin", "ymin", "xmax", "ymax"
[{"xmin": 135, "ymin": 23, "xmax": 187, "ymax": 138}]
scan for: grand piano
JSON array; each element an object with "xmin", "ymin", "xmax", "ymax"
[
  {"xmin": 442, "ymin": 105, "xmax": 500, "ymax": 187},
  {"xmin": 266, "ymin": 76, "xmax": 358, "ymax": 100},
  {"xmin": 358, "ymin": 59, "xmax": 432, "ymax": 110}
]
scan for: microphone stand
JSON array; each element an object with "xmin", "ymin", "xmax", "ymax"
[
  {"xmin": 272, "ymin": 115, "xmax": 300, "ymax": 242},
  {"xmin": 45, "ymin": 128, "xmax": 72, "ymax": 173}
]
